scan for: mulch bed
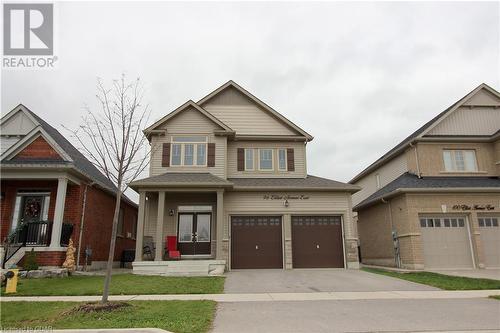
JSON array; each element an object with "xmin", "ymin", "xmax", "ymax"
[{"xmin": 63, "ymin": 301, "xmax": 130, "ymax": 314}]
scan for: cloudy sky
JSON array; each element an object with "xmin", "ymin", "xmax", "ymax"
[{"xmin": 2, "ymin": 1, "xmax": 499, "ymax": 201}]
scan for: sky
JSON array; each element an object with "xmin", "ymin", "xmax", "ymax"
[{"xmin": 2, "ymin": 1, "xmax": 499, "ymax": 202}]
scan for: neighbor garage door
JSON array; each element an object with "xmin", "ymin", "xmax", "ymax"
[
  {"xmin": 231, "ymin": 216, "xmax": 283, "ymax": 269},
  {"xmin": 291, "ymin": 216, "xmax": 344, "ymax": 268},
  {"xmin": 420, "ymin": 216, "xmax": 474, "ymax": 269},
  {"xmin": 479, "ymin": 216, "xmax": 500, "ymax": 268}
]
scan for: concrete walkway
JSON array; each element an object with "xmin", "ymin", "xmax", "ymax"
[
  {"xmin": 2, "ymin": 290, "xmax": 499, "ymax": 302},
  {"xmin": 430, "ymin": 269, "xmax": 500, "ymax": 280}
]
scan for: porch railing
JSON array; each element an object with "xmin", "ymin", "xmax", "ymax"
[{"xmin": 2, "ymin": 221, "xmax": 74, "ymax": 268}]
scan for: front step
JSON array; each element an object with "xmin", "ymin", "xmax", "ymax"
[
  {"xmin": 132, "ymin": 260, "xmax": 226, "ymax": 276},
  {"xmin": 2, "ymin": 247, "xmax": 26, "ymax": 269}
]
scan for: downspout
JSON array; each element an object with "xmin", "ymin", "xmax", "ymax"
[
  {"xmin": 409, "ymin": 142, "xmax": 421, "ymax": 178},
  {"xmin": 382, "ymin": 197, "xmax": 401, "ymax": 268},
  {"xmin": 76, "ymin": 183, "xmax": 92, "ymax": 270}
]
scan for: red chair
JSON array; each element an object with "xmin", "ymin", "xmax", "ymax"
[{"xmin": 166, "ymin": 235, "xmax": 181, "ymax": 260}]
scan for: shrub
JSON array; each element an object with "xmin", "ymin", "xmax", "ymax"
[{"xmin": 23, "ymin": 248, "xmax": 39, "ymax": 271}]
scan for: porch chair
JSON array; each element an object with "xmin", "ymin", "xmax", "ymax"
[
  {"xmin": 143, "ymin": 236, "xmax": 155, "ymax": 260},
  {"xmin": 166, "ymin": 235, "xmax": 181, "ymax": 260}
]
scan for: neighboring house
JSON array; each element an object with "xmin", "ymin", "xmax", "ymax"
[
  {"xmin": 350, "ymin": 83, "xmax": 500, "ymax": 270},
  {"xmin": 130, "ymin": 80, "xmax": 360, "ymax": 275},
  {"xmin": 0, "ymin": 105, "xmax": 138, "ymax": 269}
]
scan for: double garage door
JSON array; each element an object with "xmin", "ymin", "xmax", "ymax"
[{"xmin": 231, "ymin": 215, "xmax": 344, "ymax": 269}]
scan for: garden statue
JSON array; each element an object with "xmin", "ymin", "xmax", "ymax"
[{"xmin": 62, "ymin": 238, "xmax": 76, "ymax": 272}]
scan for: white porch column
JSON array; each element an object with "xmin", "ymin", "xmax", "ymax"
[
  {"xmin": 134, "ymin": 191, "xmax": 147, "ymax": 261},
  {"xmin": 216, "ymin": 190, "xmax": 224, "ymax": 260},
  {"xmin": 155, "ymin": 191, "xmax": 165, "ymax": 261},
  {"xmin": 50, "ymin": 177, "xmax": 68, "ymax": 248}
]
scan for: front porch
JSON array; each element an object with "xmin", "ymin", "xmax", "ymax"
[{"xmin": 132, "ymin": 184, "xmax": 229, "ymax": 276}]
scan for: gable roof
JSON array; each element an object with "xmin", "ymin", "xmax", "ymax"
[
  {"xmin": 198, "ymin": 80, "xmax": 314, "ymax": 141},
  {"xmin": 144, "ymin": 100, "xmax": 234, "ymax": 137},
  {"xmin": 353, "ymin": 172, "xmax": 500, "ymax": 211},
  {"xmin": 229, "ymin": 175, "xmax": 360, "ymax": 192},
  {"xmin": 1, "ymin": 104, "xmax": 137, "ymax": 206},
  {"xmin": 350, "ymin": 83, "xmax": 500, "ymax": 184}
]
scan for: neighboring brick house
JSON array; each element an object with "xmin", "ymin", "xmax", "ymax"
[
  {"xmin": 350, "ymin": 83, "xmax": 500, "ymax": 270},
  {"xmin": 1, "ymin": 105, "xmax": 138, "ymax": 269}
]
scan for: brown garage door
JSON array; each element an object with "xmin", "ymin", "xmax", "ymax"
[
  {"xmin": 231, "ymin": 216, "xmax": 283, "ymax": 269},
  {"xmin": 292, "ymin": 216, "xmax": 344, "ymax": 268}
]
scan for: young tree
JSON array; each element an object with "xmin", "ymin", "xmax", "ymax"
[{"xmin": 67, "ymin": 74, "xmax": 151, "ymax": 302}]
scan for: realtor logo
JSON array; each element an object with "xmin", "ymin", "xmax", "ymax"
[{"xmin": 3, "ymin": 3, "xmax": 53, "ymax": 55}]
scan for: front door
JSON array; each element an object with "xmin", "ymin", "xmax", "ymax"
[
  {"xmin": 20, "ymin": 195, "xmax": 46, "ymax": 224},
  {"xmin": 177, "ymin": 213, "xmax": 211, "ymax": 255}
]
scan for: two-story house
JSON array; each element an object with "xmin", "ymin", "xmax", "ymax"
[
  {"xmin": 350, "ymin": 83, "xmax": 500, "ymax": 270},
  {"xmin": 130, "ymin": 81, "xmax": 360, "ymax": 275}
]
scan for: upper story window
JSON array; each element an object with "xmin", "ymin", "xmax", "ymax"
[
  {"xmin": 245, "ymin": 149, "xmax": 254, "ymax": 171},
  {"xmin": 259, "ymin": 149, "xmax": 273, "ymax": 170},
  {"xmin": 278, "ymin": 149, "xmax": 287, "ymax": 171},
  {"xmin": 171, "ymin": 136, "xmax": 207, "ymax": 167},
  {"xmin": 443, "ymin": 149, "xmax": 477, "ymax": 172}
]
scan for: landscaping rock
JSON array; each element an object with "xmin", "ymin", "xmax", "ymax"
[
  {"xmin": 26, "ymin": 269, "xmax": 44, "ymax": 278},
  {"xmin": 18, "ymin": 270, "xmax": 27, "ymax": 278}
]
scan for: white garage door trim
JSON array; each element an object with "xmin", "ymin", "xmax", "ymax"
[{"xmin": 420, "ymin": 216, "xmax": 476, "ymax": 269}]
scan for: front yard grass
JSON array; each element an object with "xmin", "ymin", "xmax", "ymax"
[
  {"xmin": 0, "ymin": 300, "xmax": 215, "ymax": 333},
  {"xmin": 363, "ymin": 267, "xmax": 500, "ymax": 290},
  {"xmin": 1, "ymin": 274, "xmax": 225, "ymax": 296}
]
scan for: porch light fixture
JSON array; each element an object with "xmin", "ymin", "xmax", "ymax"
[
  {"xmin": 284, "ymin": 199, "xmax": 289, "ymax": 208},
  {"xmin": 169, "ymin": 209, "xmax": 175, "ymax": 216}
]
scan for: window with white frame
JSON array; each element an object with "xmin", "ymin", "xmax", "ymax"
[
  {"xmin": 245, "ymin": 149, "xmax": 254, "ymax": 170},
  {"xmin": 278, "ymin": 149, "xmax": 287, "ymax": 171},
  {"xmin": 259, "ymin": 149, "xmax": 273, "ymax": 170},
  {"xmin": 443, "ymin": 150, "xmax": 477, "ymax": 172},
  {"xmin": 171, "ymin": 136, "xmax": 207, "ymax": 166}
]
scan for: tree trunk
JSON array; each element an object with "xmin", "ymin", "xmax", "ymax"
[{"xmin": 101, "ymin": 184, "xmax": 122, "ymax": 303}]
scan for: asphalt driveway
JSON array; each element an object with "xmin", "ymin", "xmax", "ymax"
[{"xmin": 224, "ymin": 269, "xmax": 437, "ymax": 293}]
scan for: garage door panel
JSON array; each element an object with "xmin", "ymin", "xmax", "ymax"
[
  {"xmin": 479, "ymin": 217, "xmax": 500, "ymax": 268},
  {"xmin": 231, "ymin": 216, "xmax": 283, "ymax": 269},
  {"xmin": 292, "ymin": 216, "xmax": 344, "ymax": 268},
  {"xmin": 420, "ymin": 217, "xmax": 473, "ymax": 269}
]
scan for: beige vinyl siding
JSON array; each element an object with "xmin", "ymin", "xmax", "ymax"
[
  {"xmin": 149, "ymin": 134, "xmax": 226, "ymax": 178},
  {"xmin": 462, "ymin": 88, "xmax": 500, "ymax": 106},
  {"xmin": 149, "ymin": 106, "xmax": 227, "ymax": 178},
  {"xmin": 223, "ymin": 191, "xmax": 355, "ymax": 240},
  {"xmin": 227, "ymin": 141, "xmax": 306, "ymax": 178},
  {"xmin": 1, "ymin": 136, "xmax": 21, "ymax": 154},
  {"xmin": 352, "ymin": 153, "xmax": 408, "ymax": 206},
  {"xmin": 427, "ymin": 107, "xmax": 500, "ymax": 136},
  {"xmin": 201, "ymin": 87, "xmax": 296, "ymax": 136},
  {"xmin": 158, "ymin": 106, "xmax": 223, "ymax": 132}
]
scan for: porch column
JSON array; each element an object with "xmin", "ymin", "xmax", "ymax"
[
  {"xmin": 155, "ymin": 191, "xmax": 165, "ymax": 261},
  {"xmin": 134, "ymin": 191, "xmax": 147, "ymax": 261},
  {"xmin": 50, "ymin": 177, "xmax": 68, "ymax": 248},
  {"xmin": 216, "ymin": 190, "xmax": 224, "ymax": 260}
]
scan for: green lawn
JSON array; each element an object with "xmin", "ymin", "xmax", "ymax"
[
  {"xmin": 363, "ymin": 267, "xmax": 500, "ymax": 290},
  {"xmin": 0, "ymin": 300, "xmax": 215, "ymax": 333},
  {"xmin": 2, "ymin": 274, "xmax": 225, "ymax": 296},
  {"xmin": 489, "ymin": 295, "xmax": 500, "ymax": 300}
]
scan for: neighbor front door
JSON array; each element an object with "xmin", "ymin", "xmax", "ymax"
[{"xmin": 177, "ymin": 213, "xmax": 211, "ymax": 255}]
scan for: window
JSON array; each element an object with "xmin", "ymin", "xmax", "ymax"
[
  {"xmin": 443, "ymin": 150, "xmax": 477, "ymax": 172},
  {"xmin": 259, "ymin": 149, "xmax": 273, "ymax": 170},
  {"xmin": 278, "ymin": 149, "xmax": 287, "ymax": 171},
  {"xmin": 171, "ymin": 136, "xmax": 207, "ymax": 166},
  {"xmin": 245, "ymin": 149, "xmax": 254, "ymax": 170},
  {"xmin": 421, "ymin": 217, "xmax": 466, "ymax": 228},
  {"xmin": 479, "ymin": 217, "xmax": 499, "ymax": 227},
  {"xmin": 117, "ymin": 207, "xmax": 124, "ymax": 236}
]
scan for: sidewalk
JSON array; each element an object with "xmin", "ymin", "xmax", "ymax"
[{"xmin": 2, "ymin": 290, "xmax": 499, "ymax": 302}]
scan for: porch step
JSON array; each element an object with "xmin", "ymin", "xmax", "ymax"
[
  {"xmin": 132, "ymin": 260, "xmax": 226, "ymax": 277},
  {"xmin": 3, "ymin": 247, "xmax": 26, "ymax": 269}
]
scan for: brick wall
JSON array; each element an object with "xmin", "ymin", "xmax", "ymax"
[
  {"xmin": 12, "ymin": 136, "xmax": 62, "ymax": 161},
  {"xmin": 19, "ymin": 250, "xmax": 66, "ymax": 267}
]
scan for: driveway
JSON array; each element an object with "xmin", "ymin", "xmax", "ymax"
[
  {"xmin": 212, "ymin": 298, "xmax": 500, "ymax": 333},
  {"xmin": 430, "ymin": 269, "xmax": 500, "ymax": 280},
  {"xmin": 224, "ymin": 269, "xmax": 436, "ymax": 293}
]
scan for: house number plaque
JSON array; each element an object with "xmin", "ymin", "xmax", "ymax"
[
  {"xmin": 263, "ymin": 194, "xmax": 310, "ymax": 200},
  {"xmin": 452, "ymin": 204, "xmax": 495, "ymax": 211}
]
